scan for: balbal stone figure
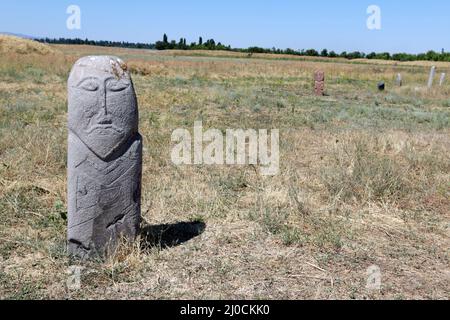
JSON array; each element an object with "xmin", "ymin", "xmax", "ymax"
[
  {"xmin": 67, "ymin": 56, "xmax": 142, "ymax": 259},
  {"xmin": 314, "ymin": 70, "xmax": 325, "ymax": 96},
  {"xmin": 395, "ymin": 73, "xmax": 402, "ymax": 87}
]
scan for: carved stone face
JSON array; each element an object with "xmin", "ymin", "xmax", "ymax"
[{"xmin": 68, "ymin": 56, "xmax": 138, "ymax": 160}]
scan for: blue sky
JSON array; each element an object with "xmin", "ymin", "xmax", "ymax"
[{"xmin": 1, "ymin": 0, "xmax": 449, "ymax": 53}]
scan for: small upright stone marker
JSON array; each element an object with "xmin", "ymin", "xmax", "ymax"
[
  {"xmin": 395, "ymin": 73, "xmax": 402, "ymax": 86},
  {"xmin": 67, "ymin": 56, "xmax": 142, "ymax": 259},
  {"xmin": 428, "ymin": 66, "xmax": 436, "ymax": 88},
  {"xmin": 439, "ymin": 73, "xmax": 446, "ymax": 86},
  {"xmin": 314, "ymin": 70, "xmax": 325, "ymax": 96}
]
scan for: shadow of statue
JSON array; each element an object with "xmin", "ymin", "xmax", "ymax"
[{"xmin": 140, "ymin": 220, "xmax": 206, "ymax": 250}]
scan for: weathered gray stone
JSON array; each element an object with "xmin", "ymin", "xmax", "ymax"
[
  {"xmin": 67, "ymin": 56, "xmax": 142, "ymax": 259},
  {"xmin": 428, "ymin": 66, "xmax": 436, "ymax": 88},
  {"xmin": 395, "ymin": 73, "xmax": 402, "ymax": 86}
]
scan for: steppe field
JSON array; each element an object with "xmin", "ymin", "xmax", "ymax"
[{"xmin": 0, "ymin": 35, "xmax": 449, "ymax": 299}]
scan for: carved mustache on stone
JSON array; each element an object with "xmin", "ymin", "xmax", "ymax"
[{"xmin": 85, "ymin": 124, "xmax": 124, "ymax": 135}]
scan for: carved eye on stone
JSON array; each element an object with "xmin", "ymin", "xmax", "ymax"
[
  {"xmin": 77, "ymin": 78, "xmax": 99, "ymax": 92},
  {"xmin": 107, "ymin": 80, "xmax": 130, "ymax": 92}
]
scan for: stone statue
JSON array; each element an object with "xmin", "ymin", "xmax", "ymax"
[
  {"xmin": 314, "ymin": 70, "xmax": 325, "ymax": 96},
  {"xmin": 396, "ymin": 73, "xmax": 402, "ymax": 87},
  {"xmin": 428, "ymin": 66, "xmax": 436, "ymax": 88},
  {"xmin": 67, "ymin": 56, "xmax": 142, "ymax": 259}
]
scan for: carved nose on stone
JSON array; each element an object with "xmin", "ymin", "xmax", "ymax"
[{"xmin": 99, "ymin": 87, "xmax": 107, "ymax": 113}]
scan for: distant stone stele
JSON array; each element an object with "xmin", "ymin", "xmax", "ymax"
[
  {"xmin": 67, "ymin": 56, "xmax": 142, "ymax": 259},
  {"xmin": 428, "ymin": 66, "xmax": 436, "ymax": 88},
  {"xmin": 396, "ymin": 73, "xmax": 402, "ymax": 86},
  {"xmin": 314, "ymin": 70, "xmax": 325, "ymax": 96}
]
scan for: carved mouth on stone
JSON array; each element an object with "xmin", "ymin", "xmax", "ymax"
[{"xmin": 86, "ymin": 124, "xmax": 124, "ymax": 135}]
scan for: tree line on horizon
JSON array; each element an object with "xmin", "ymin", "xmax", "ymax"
[
  {"xmin": 37, "ymin": 37, "xmax": 155, "ymax": 49},
  {"xmin": 37, "ymin": 34, "xmax": 450, "ymax": 62}
]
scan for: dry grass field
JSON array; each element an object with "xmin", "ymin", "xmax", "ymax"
[{"xmin": 0, "ymin": 36, "xmax": 449, "ymax": 299}]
